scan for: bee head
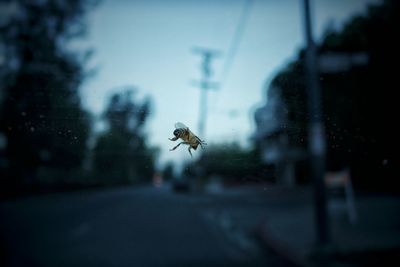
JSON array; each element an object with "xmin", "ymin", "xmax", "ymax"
[{"xmin": 173, "ymin": 129, "xmax": 182, "ymax": 137}]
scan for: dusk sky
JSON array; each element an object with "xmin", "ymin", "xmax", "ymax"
[{"xmin": 79, "ymin": 0, "xmax": 379, "ymax": 171}]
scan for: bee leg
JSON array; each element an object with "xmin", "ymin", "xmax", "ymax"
[
  {"xmin": 170, "ymin": 142, "xmax": 183, "ymax": 151},
  {"xmin": 169, "ymin": 142, "xmax": 190, "ymax": 151},
  {"xmin": 169, "ymin": 137, "xmax": 178, "ymax": 141},
  {"xmin": 188, "ymin": 147, "xmax": 193, "ymax": 157}
]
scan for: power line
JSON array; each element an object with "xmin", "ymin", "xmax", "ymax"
[
  {"xmin": 219, "ymin": 0, "xmax": 254, "ymax": 88},
  {"xmin": 191, "ymin": 0, "xmax": 254, "ymax": 137}
]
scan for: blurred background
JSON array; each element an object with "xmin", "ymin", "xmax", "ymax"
[{"xmin": 0, "ymin": 0, "xmax": 399, "ymax": 266}]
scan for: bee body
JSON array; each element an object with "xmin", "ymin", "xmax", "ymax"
[{"xmin": 169, "ymin": 122, "xmax": 206, "ymax": 157}]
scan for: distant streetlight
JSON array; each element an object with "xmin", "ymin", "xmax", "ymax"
[{"xmin": 302, "ymin": 0, "xmax": 330, "ymax": 245}]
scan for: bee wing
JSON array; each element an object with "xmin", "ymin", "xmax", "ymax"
[{"xmin": 175, "ymin": 122, "xmax": 188, "ymax": 129}]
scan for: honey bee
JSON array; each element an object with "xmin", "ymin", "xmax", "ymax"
[{"xmin": 169, "ymin": 122, "xmax": 207, "ymax": 157}]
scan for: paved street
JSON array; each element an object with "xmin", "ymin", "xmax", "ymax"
[{"xmin": 0, "ymin": 184, "xmax": 296, "ymax": 267}]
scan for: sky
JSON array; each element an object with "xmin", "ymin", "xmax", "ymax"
[{"xmin": 79, "ymin": 0, "xmax": 380, "ymax": 171}]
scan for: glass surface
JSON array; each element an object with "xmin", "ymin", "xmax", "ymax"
[{"xmin": 1, "ymin": 1, "xmax": 398, "ymax": 266}]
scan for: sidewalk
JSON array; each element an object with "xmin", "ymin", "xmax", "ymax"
[{"xmin": 256, "ymin": 186, "xmax": 400, "ymax": 267}]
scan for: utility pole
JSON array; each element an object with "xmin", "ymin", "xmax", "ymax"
[
  {"xmin": 302, "ymin": 0, "xmax": 330, "ymax": 245},
  {"xmin": 191, "ymin": 47, "xmax": 221, "ymax": 138}
]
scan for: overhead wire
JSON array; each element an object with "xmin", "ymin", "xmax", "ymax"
[
  {"xmin": 211, "ymin": 0, "xmax": 254, "ymax": 118},
  {"xmin": 219, "ymin": 0, "xmax": 255, "ymax": 89}
]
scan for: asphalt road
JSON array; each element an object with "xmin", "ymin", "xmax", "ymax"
[{"xmin": 0, "ymin": 184, "xmax": 296, "ymax": 267}]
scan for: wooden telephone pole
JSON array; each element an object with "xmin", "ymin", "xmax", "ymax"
[
  {"xmin": 303, "ymin": 0, "xmax": 330, "ymax": 245},
  {"xmin": 191, "ymin": 47, "xmax": 221, "ymax": 138}
]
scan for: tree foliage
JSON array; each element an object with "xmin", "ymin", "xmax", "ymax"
[
  {"xmin": 269, "ymin": 60, "xmax": 308, "ymax": 148},
  {"xmin": 264, "ymin": 0, "xmax": 399, "ymax": 190},
  {"xmin": 198, "ymin": 143, "xmax": 272, "ymax": 184},
  {"xmin": 93, "ymin": 89, "xmax": 156, "ymax": 184},
  {"xmin": 0, "ymin": 0, "xmax": 96, "ymax": 188}
]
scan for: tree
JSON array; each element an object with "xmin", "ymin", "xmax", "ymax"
[
  {"xmin": 321, "ymin": 0, "xmax": 399, "ymax": 191},
  {"xmin": 260, "ymin": 0, "xmax": 399, "ymax": 191},
  {"xmin": 268, "ymin": 59, "xmax": 308, "ymax": 149},
  {"xmin": 93, "ymin": 89, "xmax": 156, "ymax": 185},
  {"xmin": 198, "ymin": 142, "xmax": 271, "ymax": 184},
  {"xmin": 0, "ymin": 0, "xmax": 96, "ymax": 190}
]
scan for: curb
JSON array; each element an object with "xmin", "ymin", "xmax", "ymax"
[{"xmin": 256, "ymin": 218, "xmax": 308, "ymax": 267}]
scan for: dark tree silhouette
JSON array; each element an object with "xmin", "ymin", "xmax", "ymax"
[
  {"xmin": 258, "ymin": 0, "xmax": 399, "ymax": 191},
  {"xmin": 0, "ymin": 0, "xmax": 96, "ymax": 191},
  {"xmin": 198, "ymin": 143, "xmax": 270, "ymax": 184},
  {"xmin": 93, "ymin": 89, "xmax": 156, "ymax": 185}
]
